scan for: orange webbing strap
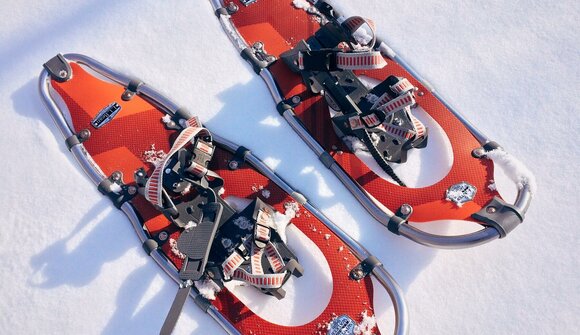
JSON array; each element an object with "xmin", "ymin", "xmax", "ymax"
[{"xmin": 220, "ymin": 207, "xmax": 289, "ymax": 290}]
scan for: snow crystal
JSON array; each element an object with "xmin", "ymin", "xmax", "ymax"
[
  {"xmin": 161, "ymin": 114, "xmax": 172, "ymax": 124},
  {"xmin": 169, "ymin": 238, "xmax": 186, "ymax": 260},
  {"xmin": 342, "ymin": 136, "xmax": 368, "ymax": 153},
  {"xmin": 251, "ymin": 183, "xmax": 264, "ymax": 193},
  {"xmin": 261, "ymin": 189, "xmax": 271, "ymax": 198},
  {"xmin": 485, "ymin": 149, "xmax": 537, "ymax": 194},
  {"xmin": 109, "ymin": 183, "xmax": 122, "ymax": 193},
  {"xmin": 194, "ymin": 279, "xmax": 222, "ymax": 300},
  {"xmin": 180, "ymin": 183, "xmax": 192, "ymax": 195},
  {"xmin": 143, "ymin": 144, "xmax": 167, "ymax": 166},
  {"xmin": 272, "ymin": 201, "xmax": 301, "ymax": 243},
  {"xmin": 283, "ymin": 201, "xmax": 300, "ymax": 218},
  {"xmin": 324, "ymin": 234, "xmax": 331, "ymax": 240},
  {"xmin": 292, "ymin": 0, "xmax": 311, "ymax": 10},
  {"xmin": 354, "ymin": 310, "xmax": 377, "ymax": 335},
  {"xmin": 184, "ymin": 221, "xmax": 197, "ymax": 230}
]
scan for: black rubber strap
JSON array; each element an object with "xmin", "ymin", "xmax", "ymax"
[
  {"xmin": 472, "ymin": 197, "xmax": 523, "ymax": 238},
  {"xmin": 276, "ymin": 101, "xmax": 293, "ymax": 116},
  {"xmin": 350, "ymin": 255, "xmax": 382, "ymax": 279},
  {"xmin": 142, "ymin": 239, "xmax": 159, "ymax": 255},
  {"xmin": 241, "ymin": 47, "xmax": 269, "ymax": 74},
  {"xmin": 387, "ymin": 216, "xmax": 404, "ymax": 235},
  {"xmin": 160, "ymin": 283, "xmax": 192, "ymax": 335},
  {"xmin": 65, "ymin": 134, "xmax": 81, "ymax": 151},
  {"xmin": 43, "ymin": 54, "xmax": 72, "ymax": 82}
]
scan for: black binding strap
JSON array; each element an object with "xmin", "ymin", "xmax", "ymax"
[
  {"xmin": 472, "ymin": 197, "xmax": 523, "ymax": 238},
  {"xmin": 362, "ymin": 133, "xmax": 406, "ymax": 186},
  {"xmin": 160, "ymin": 281, "xmax": 193, "ymax": 335}
]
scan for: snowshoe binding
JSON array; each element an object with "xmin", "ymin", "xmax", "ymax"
[
  {"xmin": 210, "ymin": 0, "xmax": 535, "ymax": 248},
  {"xmin": 40, "ymin": 53, "xmax": 408, "ymax": 334}
]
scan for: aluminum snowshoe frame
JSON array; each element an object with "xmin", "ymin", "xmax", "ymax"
[
  {"xmin": 39, "ymin": 53, "xmax": 409, "ymax": 335},
  {"xmin": 209, "ymin": 0, "xmax": 533, "ymax": 249}
]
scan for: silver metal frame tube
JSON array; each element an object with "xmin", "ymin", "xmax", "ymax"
[
  {"xmin": 40, "ymin": 53, "xmax": 408, "ymax": 335},
  {"xmin": 209, "ymin": 0, "xmax": 533, "ymax": 249}
]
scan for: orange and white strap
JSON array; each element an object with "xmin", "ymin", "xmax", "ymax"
[
  {"xmin": 342, "ymin": 16, "xmax": 370, "ymax": 33},
  {"xmin": 348, "ymin": 111, "xmax": 383, "ymax": 130},
  {"xmin": 336, "ymin": 51, "xmax": 386, "ymax": 70},
  {"xmin": 250, "ymin": 246, "xmax": 264, "ymax": 275},
  {"xmin": 222, "ymin": 251, "xmax": 245, "ymax": 278},
  {"xmin": 232, "ymin": 269, "xmax": 286, "ymax": 289},
  {"xmin": 410, "ymin": 114, "xmax": 426, "ymax": 138},
  {"xmin": 255, "ymin": 224, "xmax": 271, "ymax": 243},
  {"xmin": 370, "ymin": 92, "xmax": 392, "ymax": 110},
  {"xmin": 222, "ymin": 241, "xmax": 288, "ymax": 289},
  {"xmin": 382, "ymin": 123, "xmax": 416, "ymax": 140},
  {"xmin": 186, "ymin": 116, "xmax": 201, "ymax": 128},
  {"xmin": 375, "ymin": 91, "xmax": 415, "ymax": 115},
  {"xmin": 390, "ymin": 78, "xmax": 414, "ymax": 95},
  {"xmin": 264, "ymin": 242, "xmax": 285, "ymax": 273},
  {"xmin": 145, "ymin": 126, "xmax": 211, "ymax": 208}
]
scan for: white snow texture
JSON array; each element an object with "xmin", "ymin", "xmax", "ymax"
[{"xmin": 0, "ymin": 1, "xmax": 577, "ymax": 335}]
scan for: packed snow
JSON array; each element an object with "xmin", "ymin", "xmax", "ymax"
[
  {"xmin": 485, "ymin": 148, "xmax": 537, "ymax": 194},
  {"xmin": 0, "ymin": 0, "xmax": 577, "ymax": 334}
]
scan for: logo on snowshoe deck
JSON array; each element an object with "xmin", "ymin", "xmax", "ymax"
[
  {"xmin": 328, "ymin": 315, "xmax": 356, "ymax": 335},
  {"xmin": 446, "ymin": 182, "xmax": 477, "ymax": 205},
  {"xmin": 92, "ymin": 102, "xmax": 121, "ymax": 128}
]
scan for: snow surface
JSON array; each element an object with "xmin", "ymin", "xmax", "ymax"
[{"xmin": 0, "ymin": 0, "xmax": 578, "ymax": 334}]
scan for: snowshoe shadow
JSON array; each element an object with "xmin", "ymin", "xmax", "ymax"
[
  {"xmin": 207, "ymin": 77, "xmax": 438, "ymax": 291},
  {"xmin": 101, "ymin": 265, "xmax": 215, "ymax": 335},
  {"xmin": 0, "ymin": 0, "xmax": 124, "ymax": 76},
  {"xmin": 28, "ymin": 199, "xmax": 130, "ymax": 288},
  {"xmin": 12, "ymin": 79, "xmax": 79, "ymax": 167}
]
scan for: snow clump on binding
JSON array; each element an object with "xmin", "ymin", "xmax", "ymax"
[
  {"xmin": 484, "ymin": 149, "xmax": 537, "ymax": 194},
  {"xmin": 292, "ymin": 0, "xmax": 311, "ymax": 10},
  {"xmin": 354, "ymin": 310, "xmax": 378, "ymax": 335}
]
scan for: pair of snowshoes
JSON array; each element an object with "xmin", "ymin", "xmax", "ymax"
[{"xmin": 40, "ymin": 1, "xmax": 534, "ymax": 334}]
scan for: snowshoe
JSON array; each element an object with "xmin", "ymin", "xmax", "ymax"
[
  {"xmin": 210, "ymin": 0, "xmax": 535, "ymax": 248},
  {"xmin": 40, "ymin": 53, "xmax": 408, "ymax": 334}
]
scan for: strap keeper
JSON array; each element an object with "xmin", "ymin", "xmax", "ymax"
[
  {"xmin": 350, "ymin": 256, "xmax": 381, "ymax": 280},
  {"xmin": 65, "ymin": 129, "xmax": 90, "ymax": 151},
  {"xmin": 276, "ymin": 101, "xmax": 293, "ymax": 116},
  {"xmin": 228, "ymin": 146, "xmax": 250, "ymax": 170},
  {"xmin": 387, "ymin": 204, "xmax": 413, "ymax": 235},
  {"xmin": 319, "ymin": 151, "xmax": 335, "ymax": 168},
  {"xmin": 121, "ymin": 78, "xmax": 143, "ymax": 101},
  {"xmin": 43, "ymin": 54, "xmax": 72, "ymax": 82},
  {"xmin": 142, "ymin": 239, "xmax": 159, "ymax": 255}
]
